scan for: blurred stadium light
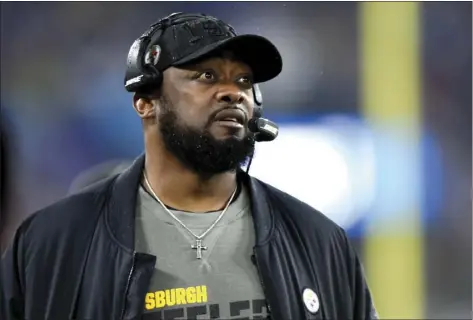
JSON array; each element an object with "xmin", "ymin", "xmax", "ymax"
[{"xmin": 250, "ymin": 114, "xmax": 377, "ymax": 230}]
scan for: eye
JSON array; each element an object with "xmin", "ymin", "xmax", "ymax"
[
  {"xmin": 237, "ymin": 75, "xmax": 253, "ymax": 89},
  {"xmin": 197, "ymin": 71, "xmax": 216, "ymax": 81},
  {"xmin": 237, "ymin": 75, "xmax": 253, "ymax": 85}
]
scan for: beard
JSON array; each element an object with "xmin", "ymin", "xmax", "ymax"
[{"xmin": 157, "ymin": 95, "xmax": 255, "ymax": 178}]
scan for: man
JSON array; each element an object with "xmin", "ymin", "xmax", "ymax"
[{"xmin": 1, "ymin": 12, "xmax": 377, "ymax": 320}]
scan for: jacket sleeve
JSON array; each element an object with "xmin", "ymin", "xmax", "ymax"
[
  {"xmin": 344, "ymin": 232, "xmax": 379, "ymax": 320},
  {"xmin": 1, "ymin": 223, "xmax": 27, "ymax": 320}
]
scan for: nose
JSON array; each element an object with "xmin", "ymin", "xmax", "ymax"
[{"xmin": 216, "ymin": 87, "xmax": 245, "ymax": 105}]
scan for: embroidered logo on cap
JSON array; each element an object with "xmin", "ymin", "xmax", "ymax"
[{"xmin": 302, "ymin": 288, "xmax": 320, "ymax": 314}]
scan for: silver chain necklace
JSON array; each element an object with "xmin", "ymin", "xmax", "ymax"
[{"xmin": 143, "ymin": 172, "xmax": 238, "ymax": 259}]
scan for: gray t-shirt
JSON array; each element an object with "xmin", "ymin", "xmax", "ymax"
[{"xmin": 135, "ymin": 183, "xmax": 268, "ymax": 319}]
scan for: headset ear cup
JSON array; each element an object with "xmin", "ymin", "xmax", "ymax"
[
  {"xmin": 138, "ymin": 73, "xmax": 163, "ymax": 94},
  {"xmin": 143, "ymin": 60, "xmax": 163, "ymax": 89},
  {"xmin": 125, "ymin": 21, "xmax": 168, "ymax": 92}
]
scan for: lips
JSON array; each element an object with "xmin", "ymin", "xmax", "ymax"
[{"xmin": 213, "ymin": 108, "xmax": 246, "ymax": 125}]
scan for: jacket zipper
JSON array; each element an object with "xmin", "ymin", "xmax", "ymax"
[
  {"xmin": 252, "ymin": 250, "xmax": 272, "ymax": 319},
  {"xmin": 121, "ymin": 252, "xmax": 136, "ymax": 320}
]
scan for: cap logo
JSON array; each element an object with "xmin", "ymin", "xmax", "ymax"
[
  {"xmin": 181, "ymin": 19, "xmax": 233, "ymax": 45},
  {"xmin": 183, "ymin": 23, "xmax": 205, "ymax": 44},
  {"xmin": 202, "ymin": 20, "xmax": 227, "ymax": 37}
]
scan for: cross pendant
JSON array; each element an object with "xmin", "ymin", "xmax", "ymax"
[{"xmin": 191, "ymin": 239, "xmax": 208, "ymax": 259}]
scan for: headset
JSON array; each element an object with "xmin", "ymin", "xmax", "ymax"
[{"xmin": 124, "ymin": 12, "xmax": 279, "ymax": 143}]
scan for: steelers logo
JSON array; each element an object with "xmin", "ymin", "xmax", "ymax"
[{"xmin": 302, "ymin": 288, "xmax": 320, "ymax": 314}]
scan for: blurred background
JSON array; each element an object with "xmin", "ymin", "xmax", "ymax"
[{"xmin": 0, "ymin": 1, "xmax": 471, "ymax": 319}]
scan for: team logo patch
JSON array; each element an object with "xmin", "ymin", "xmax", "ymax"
[
  {"xmin": 302, "ymin": 288, "xmax": 320, "ymax": 314},
  {"xmin": 145, "ymin": 45, "xmax": 161, "ymax": 66}
]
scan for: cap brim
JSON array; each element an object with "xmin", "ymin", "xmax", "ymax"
[{"xmin": 172, "ymin": 34, "xmax": 282, "ymax": 83}]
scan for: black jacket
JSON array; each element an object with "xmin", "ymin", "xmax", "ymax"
[{"xmin": 1, "ymin": 155, "xmax": 377, "ymax": 320}]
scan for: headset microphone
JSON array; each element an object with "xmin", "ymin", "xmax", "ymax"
[
  {"xmin": 249, "ymin": 83, "xmax": 279, "ymax": 142},
  {"xmin": 248, "ymin": 118, "xmax": 279, "ymax": 142},
  {"xmin": 245, "ymin": 116, "xmax": 279, "ymax": 173}
]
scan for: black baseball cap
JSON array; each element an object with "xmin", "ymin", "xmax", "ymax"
[{"xmin": 125, "ymin": 13, "xmax": 283, "ymax": 88}]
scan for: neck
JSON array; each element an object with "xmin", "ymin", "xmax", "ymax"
[{"xmin": 144, "ymin": 136, "xmax": 238, "ymax": 213}]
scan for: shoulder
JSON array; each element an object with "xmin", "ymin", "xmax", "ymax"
[
  {"xmin": 1, "ymin": 176, "xmax": 119, "ymax": 299},
  {"xmin": 17, "ymin": 176, "xmax": 116, "ymax": 247}
]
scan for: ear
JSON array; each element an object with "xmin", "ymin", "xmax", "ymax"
[{"xmin": 133, "ymin": 93, "xmax": 157, "ymax": 119}]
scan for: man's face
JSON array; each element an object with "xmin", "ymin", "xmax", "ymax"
[{"xmin": 155, "ymin": 54, "xmax": 256, "ymax": 176}]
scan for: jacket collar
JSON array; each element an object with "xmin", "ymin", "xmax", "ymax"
[{"xmin": 105, "ymin": 153, "xmax": 274, "ymax": 252}]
